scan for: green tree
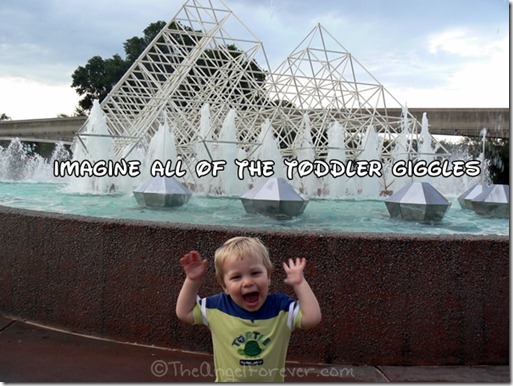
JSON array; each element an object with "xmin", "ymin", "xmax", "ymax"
[
  {"xmin": 440, "ymin": 137, "xmax": 509, "ymax": 185},
  {"xmin": 71, "ymin": 54, "xmax": 128, "ymax": 113},
  {"xmin": 461, "ymin": 137, "xmax": 509, "ymax": 185},
  {"xmin": 123, "ymin": 21, "xmax": 167, "ymax": 63},
  {"xmin": 71, "ymin": 21, "xmax": 166, "ymax": 113},
  {"xmin": 71, "ymin": 20, "xmax": 268, "ymax": 115}
]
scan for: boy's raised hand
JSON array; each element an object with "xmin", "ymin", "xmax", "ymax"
[
  {"xmin": 283, "ymin": 257, "xmax": 322, "ymax": 329},
  {"xmin": 283, "ymin": 257, "xmax": 307, "ymax": 286},
  {"xmin": 180, "ymin": 250, "xmax": 208, "ymax": 281}
]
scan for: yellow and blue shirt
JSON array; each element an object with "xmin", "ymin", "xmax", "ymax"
[{"xmin": 193, "ymin": 292, "xmax": 303, "ymax": 382}]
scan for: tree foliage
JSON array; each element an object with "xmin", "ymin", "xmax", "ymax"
[
  {"xmin": 460, "ymin": 137, "xmax": 509, "ymax": 185},
  {"xmin": 440, "ymin": 137, "xmax": 510, "ymax": 184},
  {"xmin": 123, "ymin": 21, "xmax": 167, "ymax": 63},
  {"xmin": 71, "ymin": 21, "xmax": 166, "ymax": 114},
  {"xmin": 71, "ymin": 20, "xmax": 268, "ymax": 115}
]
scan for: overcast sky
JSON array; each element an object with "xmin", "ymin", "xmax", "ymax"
[{"xmin": 0, "ymin": 0, "xmax": 509, "ymax": 120}]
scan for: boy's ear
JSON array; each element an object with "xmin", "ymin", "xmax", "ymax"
[{"xmin": 221, "ymin": 281, "xmax": 229, "ymax": 293}]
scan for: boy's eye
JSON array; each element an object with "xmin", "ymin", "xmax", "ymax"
[{"xmin": 230, "ymin": 275, "xmax": 241, "ymax": 281}]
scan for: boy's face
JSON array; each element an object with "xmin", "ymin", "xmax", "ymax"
[{"xmin": 222, "ymin": 254, "xmax": 270, "ymax": 312}]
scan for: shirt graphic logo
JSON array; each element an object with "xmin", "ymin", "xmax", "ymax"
[{"xmin": 231, "ymin": 331, "xmax": 271, "ymax": 359}]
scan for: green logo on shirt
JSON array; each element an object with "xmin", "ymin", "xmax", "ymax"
[{"xmin": 232, "ymin": 331, "xmax": 271, "ymax": 358}]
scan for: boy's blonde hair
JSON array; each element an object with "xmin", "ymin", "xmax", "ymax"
[{"xmin": 214, "ymin": 236, "xmax": 273, "ymax": 288}]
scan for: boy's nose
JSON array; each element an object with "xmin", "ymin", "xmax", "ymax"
[{"xmin": 242, "ymin": 276, "xmax": 254, "ymax": 287}]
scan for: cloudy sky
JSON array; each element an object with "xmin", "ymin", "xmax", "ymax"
[{"xmin": 0, "ymin": 0, "xmax": 509, "ymax": 120}]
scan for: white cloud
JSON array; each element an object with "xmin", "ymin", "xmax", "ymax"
[
  {"xmin": 445, "ymin": 38, "xmax": 509, "ymax": 106},
  {"xmin": 428, "ymin": 28, "xmax": 505, "ymax": 57},
  {"xmin": 370, "ymin": 26, "xmax": 509, "ymax": 108},
  {"xmin": 409, "ymin": 28, "xmax": 510, "ymax": 107},
  {"xmin": 0, "ymin": 77, "xmax": 79, "ymax": 119},
  {"xmin": 0, "ymin": 0, "xmax": 508, "ymax": 118}
]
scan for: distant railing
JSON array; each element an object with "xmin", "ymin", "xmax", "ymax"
[
  {"xmin": 378, "ymin": 108, "xmax": 509, "ymax": 138},
  {"xmin": 0, "ymin": 108, "xmax": 508, "ymax": 144},
  {"xmin": 0, "ymin": 116, "xmax": 86, "ymax": 143}
]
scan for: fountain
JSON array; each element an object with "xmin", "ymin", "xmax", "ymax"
[
  {"xmin": 67, "ymin": 100, "xmax": 117, "ymax": 194},
  {"xmin": 1, "ymin": 138, "xmax": 26, "ymax": 181},
  {"xmin": 210, "ymin": 109, "xmax": 248, "ymax": 197},
  {"xmin": 457, "ymin": 128, "xmax": 488, "ymax": 210},
  {"xmin": 0, "ymin": 108, "xmax": 505, "ymax": 233},
  {"xmin": 454, "ymin": 127, "xmax": 509, "ymax": 218},
  {"xmin": 4, "ymin": 99, "xmax": 494, "ymax": 229},
  {"xmin": 295, "ymin": 114, "xmax": 319, "ymax": 197},
  {"xmin": 253, "ymin": 120, "xmax": 286, "ymax": 180},
  {"xmin": 325, "ymin": 122, "xmax": 347, "ymax": 198},
  {"xmin": 194, "ymin": 103, "xmax": 214, "ymax": 193},
  {"xmin": 0, "ymin": 138, "xmax": 70, "ymax": 182},
  {"xmin": 418, "ymin": 113, "xmax": 433, "ymax": 160},
  {"xmin": 352, "ymin": 124, "xmax": 382, "ymax": 199},
  {"xmin": 132, "ymin": 115, "xmax": 192, "ymax": 208},
  {"xmin": 0, "ymin": 95, "xmax": 506, "ymax": 232}
]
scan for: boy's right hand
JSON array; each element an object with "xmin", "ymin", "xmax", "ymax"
[{"xmin": 180, "ymin": 250, "xmax": 208, "ymax": 281}]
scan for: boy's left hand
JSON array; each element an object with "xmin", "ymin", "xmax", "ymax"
[{"xmin": 283, "ymin": 257, "xmax": 306, "ymax": 286}]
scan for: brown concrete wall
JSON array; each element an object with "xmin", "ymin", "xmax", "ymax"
[{"xmin": 0, "ymin": 205, "xmax": 508, "ymax": 366}]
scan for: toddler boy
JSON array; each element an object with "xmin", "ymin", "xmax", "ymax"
[{"xmin": 176, "ymin": 236, "xmax": 321, "ymax": 382}]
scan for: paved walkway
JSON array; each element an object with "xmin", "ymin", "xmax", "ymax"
[{"xmin": 0, "ymin": 316, "xmax": 509, "ymax": 382}]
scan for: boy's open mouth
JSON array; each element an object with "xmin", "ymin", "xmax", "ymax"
[{"xmin": 242, "ymin": 292, "xmax": 259, "ymax": 304}]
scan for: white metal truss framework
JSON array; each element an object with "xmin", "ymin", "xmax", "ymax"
[
  {"xmin": 77, "ymin": 0, "xmax": 447, "ymax": 176},
  {"xmin": 262, "ymin": 23, "xmax": 433, "ymax": 161}
]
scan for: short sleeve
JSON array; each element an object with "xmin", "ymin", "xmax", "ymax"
[
  {"xmin": 287, "ymin": 300, "xmax": 303, "ymax": 330},
  {"xmin": 192, "ymin": 303, "xmax": 204, "ymax": 325},
  {"xmin": 192, "ymin": 296, "xmax": 209, "ymax": 326},
  {"xmin": 294, "ymin": 308, "xmax": 303, "ymax": 329}
]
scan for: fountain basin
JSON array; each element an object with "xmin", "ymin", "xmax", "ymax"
[
  {"xmin": 0, "ymin": 205, "xmax": 508, "ymax": 366},
  {"xmin": 0, "ymin": 181, "xmax": 508, "ymax": 235}
]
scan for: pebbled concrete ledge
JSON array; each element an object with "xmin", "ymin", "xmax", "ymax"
[{"xmin": 0, "ymin": 205, "xmax": 508, "ymax": 366}]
